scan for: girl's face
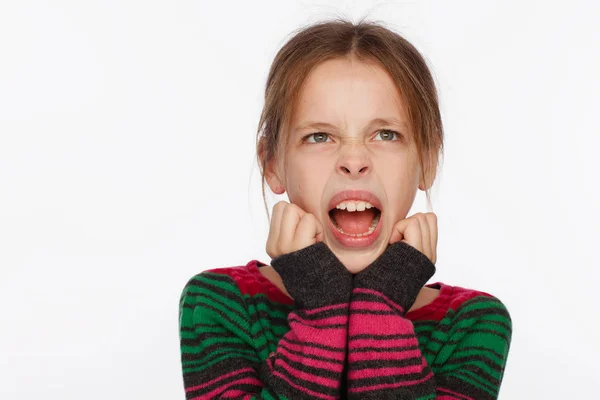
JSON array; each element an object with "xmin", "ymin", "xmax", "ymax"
[{"xmin": 268, "ymin": 57, "xmax": 428, "ymax": 274}]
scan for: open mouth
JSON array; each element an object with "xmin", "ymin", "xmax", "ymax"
[{"xmin": 328, "ymin": 201, "xmax": 382, "ymax": 238}]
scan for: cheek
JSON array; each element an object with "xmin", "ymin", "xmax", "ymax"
[{"xmin": 287, "ymin": 173, "xmax": 327, "ymax": 213}]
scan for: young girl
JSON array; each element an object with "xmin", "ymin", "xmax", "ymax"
[{"xmin": 179, "ymin": 18, "xmax": 512, "ymax": 400}]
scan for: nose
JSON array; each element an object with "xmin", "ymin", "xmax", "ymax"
[{"xmin": 337, "ymin": 152, "xmax": 371, "ymax": 178}]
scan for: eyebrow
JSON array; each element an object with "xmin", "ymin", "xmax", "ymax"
[{"xmin": 294, "ymin": 117, "xmax": 409, "ymax": 133}]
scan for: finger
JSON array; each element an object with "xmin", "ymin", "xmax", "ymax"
[
  {"xmin": 294, "ymin": 213, "xmax": 322, "ymax": 249},
  {"xmin": 279, "ymin": 204, "xmax": 304, "ymax": 253},
  {"xmin": 426, "ymin": 213, "xmax": 438, "ymax": 264},
  {"xmin": 390, "ymin": 217, "xmax": 408, "ymax": 244},
  {"xmin": 404, "ymin": 215, "xmax": 422, "ymax": 252},
  {"xmin": 267, "ymin": 201, "xmax": 287, "ymax": 257},
  {"xmin": 314, "ymin": 216, "xmax": 324, "ymax": 242},
  {"xmin": 416, "ymin": 213, "xmax": 432, "ymax": 262}
]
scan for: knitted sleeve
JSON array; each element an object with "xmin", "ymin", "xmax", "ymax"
[
  {"xmin": 179, "ymin": 242, "xmax": 353, "ymax": 399},
  {"xmin": 346, "ymin": 241, "xmax": 512, "ymax": 400}
]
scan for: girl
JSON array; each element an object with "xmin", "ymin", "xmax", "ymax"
[{"xmin": 179, "ymin": 18, "xmax": 512, "ymax": 400}]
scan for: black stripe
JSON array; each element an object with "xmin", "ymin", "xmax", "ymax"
[
  {"xmin": 349, "ymin": 344, "xmax": 421, "ymax": 353},
  {"xmin": 183, "ymin": 360, "xmax": 261, "ymax": 397},
  {"xmin": 349, "ymin": 309, "xmax": 397, "ymax": 316},
  {"xmin": 349, "ymin": 369, "xmax": 432, "ymax": 394},
  {"xmin": 283, "ymin": 337, "xmax": 346, "ymax": 353},
  {"xmin": 349, "ymin": 333, "xmax": 414, "ymax": 340},
  {"xmin": 349, "ymin": 356, "xmax": 423, "ymax": 370},
  {"xmin": 443, "ymin": 354, "xmax": 504, "ymax": 375},
  {"xmin": 181, "ymin": 343, "xmax": 256, "ymax": 362},
  {"xmin": 258, "ymin": 359, "xmax": 338, "ymax": 399},
  {"xmin": 278, "ymin": 340, "xmax": 346, "ymax": 364},
  {"xmin": 437, "ymin": 371, "xmax": 498, "ymax": 399},
  {"xmin": 292, "ymin": 305, "xmax": 350, "ymax": 320}
]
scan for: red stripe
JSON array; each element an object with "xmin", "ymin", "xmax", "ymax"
[
  {"xmin": 348, "ymin": 348, "xmax": 422, "ymax": 362},
  {"xmin": 274, "ymin": 357, "xmax": 339, "ymax": 388},
  {"xmin": 347, "ymin": 359, "xmax": 425, "ymax": 379},
  {"xmin": 303, "ymin": 302, "xmax": 348, "ymax": 315},
  {"xmin": 353, "ymin": 288, "xmax": 405, "ymax": 313},
  {"xmin": 271, "ymin": 370, "xmax": 335, "ymax": 399},
  {"xmin": 348, "ymin": 370, "xmax": 434, "ymax": 393},
  {"xmin": 279, "ymin": 340, "xmax": 345, "ymax": 361},
  {"xmin": 288, "ymin": 313, "xmax": 348, "ymax": 327},
  {"xmin": 437, "ymin": 387, "xmax": 475, "ymax": 400},
  {"xmin": 191, "ymin": 376, "xmax": 264, "ymax": 399},
  {"xmin": 278, "ymin": 345, "xmax": 345, "ymax": 371}
]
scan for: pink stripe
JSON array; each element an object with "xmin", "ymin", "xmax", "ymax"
[
  {"xmin": 289, "ymin": 313, "xmax": 348, "ymax": 327},
  {"xmin": 191, "ymin": 376, "xmax": 263, "ymax": 399},
  {"xmin": 348, "ymin": 362, "xmax": 424, "ymax": 379},
  {"xmin": 186, "ymin": 367, "xmax": 254, "ymax": 392},
  {"xmin": 349, "ymin": 337, "xmax": 418, "ymax": 349},
  {"xmin": 272, "ymin": 370, "xmax": 334, "ymax": 399},
  {"xmin": 348, "ymin": 347, "xmax": 421, "ymax": 362},
  {"xmin": 349, "ymin": 370, "xmax": 434, "ymax": 393},
  {"xmin": 348, "ymin": 314, "xmax": 414, "ymax": 335},
  {"xmin": 303, "ymin": 302, "xmax": 348, "ymax": 315},
  {"xmin": 287, "ymin": 322, "xmax": 347, "ymax": 348},
  {"xmin": 437, "ymin": 387, "xmax": 475, "ymax": 400},
  {"xmin": 220, "ymin": 392, "xmax": 256, "ymax": 399},
  {"xmin": 280, "ymin": 340, "xmax": 345, "ymax": 361},
  {"xmin": 349, "ymin": 300, "xmax": 394, "ymax": 312},
  {"xmin": 353, "ymin": 288, "xmax": 405, "ymax": 313},
  {"xmin": 274, "ymin": 357, "xmax": 338, "ymax": 388},
  {"xmin": 278, "ymin": 346, "xmax": 344, "ymax": 371}
]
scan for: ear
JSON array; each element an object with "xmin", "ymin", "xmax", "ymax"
[
  {"xmin": 265, "ymin": 160, "xmax": 286, "ymax": 195},
  {"xmin": 259, "ymin": 139, "xmax": 286, "ymax": 195}
]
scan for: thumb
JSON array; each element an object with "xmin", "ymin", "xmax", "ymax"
[
  {"xmin": 314, "ymin": 217, "xmax": 324, "ymax": 243},
  {"xmin": 389, "ymin": 219, "xmax": 407, "ymax": 244}
]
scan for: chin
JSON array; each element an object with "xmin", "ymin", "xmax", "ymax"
[
  {"xmin": 331, "ymin": 248, "xmax": 384, "ymax": 275},
  {"xmin": 321, "ymin": 224, "xmax": 390, "ymax": 274}
]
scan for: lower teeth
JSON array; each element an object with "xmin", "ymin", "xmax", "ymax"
[{"xmin": 333, "ymin": 214, "xmax": 380, "ymax": 237}]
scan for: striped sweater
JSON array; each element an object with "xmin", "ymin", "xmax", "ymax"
[{"xmin": 179, "ymin": 241, "xmax": 512, "ymax": 399}]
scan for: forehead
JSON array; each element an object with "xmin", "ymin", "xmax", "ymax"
[{"xmin": 291, "ymin": 57, "xmax": 408, "ymax": 129}]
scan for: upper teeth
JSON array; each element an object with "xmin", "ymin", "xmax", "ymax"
[{"xmin": 335, "ymin": 201, "xmax": 375, "ymax": 212}]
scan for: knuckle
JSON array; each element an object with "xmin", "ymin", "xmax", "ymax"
[
  {"xmin": 302, "ymin": 213, "xmax": 314, "ymax": 222},
  {"xmin": 426, "ymin": 213, "xmax": 437, "ymax": 224}
]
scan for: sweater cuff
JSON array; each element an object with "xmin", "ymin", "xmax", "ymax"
[
  {"xmin": 270, "ymin": 242, "xmax": 353, "ymax": 309},
  {"xmin": 353, "ymin": 241, "xmax": 436, "ymax": 314}
]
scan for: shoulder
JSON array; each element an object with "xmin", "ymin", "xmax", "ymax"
[
  {"xmin": 179, "ymin": 260, "xmax": 283, "ymax": 306},
  {"xmin": 178, "ymin": 265, "xmax": 259, "ymax": 328},
  {"xmin": 445, "ymin": 283, "xmax": 513, "ymax": 339},
  {"xmin": 448, "ymin": 284, "xmax": 511, "ymax": 314},
  {"xmin": 179, "ymin": 265, "xmax": 249, "ymax": 309}
]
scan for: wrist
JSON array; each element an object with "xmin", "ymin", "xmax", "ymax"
[
  {"xmin": 271, "ymin": 242, "xmax": 353, "ymax": 309},
  {"xmin": 353, "ymin": 241, "xmax": 436, "ymax": 313}
]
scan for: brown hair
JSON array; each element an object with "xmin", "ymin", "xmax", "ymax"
[{"xmin": 255, "ymin": 17, "xmax": 444, "ymax": 221}]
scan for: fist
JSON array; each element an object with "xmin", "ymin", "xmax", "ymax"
[
  {"xmin": 266, "ymin": 201, "xmax": 325, "ymax": 259},
  {"xmin": 389, "ymin": 212, "xmax": 438, "ymax": 265}
]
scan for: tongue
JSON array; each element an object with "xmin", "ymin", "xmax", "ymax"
[{"xmin": 331, "ymin": 209, "xmax": 376, "ymax": 234}]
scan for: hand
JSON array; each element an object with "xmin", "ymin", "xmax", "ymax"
[
  {"xmin": 266, "ymin": 201, "xmax": 324, "ymax": 259},
  {"xmin": 388, "ymin": 212, "xmax": 438, "ymax": 264}
]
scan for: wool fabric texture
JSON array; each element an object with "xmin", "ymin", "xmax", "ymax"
[{"xmin": 179, "ymin": 241, "xmax": 512, "ymax": 399}]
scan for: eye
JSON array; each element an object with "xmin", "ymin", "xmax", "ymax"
[
  {"xmin": 374, "ymin": 129, "xmax": 402, "ymax": 141},
  {"xmin": 302, "ymin": 132, "xmax": 332, "ymax": 144}
]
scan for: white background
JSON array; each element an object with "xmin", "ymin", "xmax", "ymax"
[{"xmin": 1, "ymin": 1, "xmax": 598, "ymax": 398}]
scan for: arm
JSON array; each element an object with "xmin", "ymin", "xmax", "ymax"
[
  {"xmin": 179, "ymin": 242, "xmax": 353, "ymax": 399},
  {"xmin": 346, "ymin": 241, "xmax": 512, "ymax": 399}
]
